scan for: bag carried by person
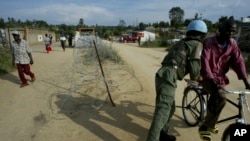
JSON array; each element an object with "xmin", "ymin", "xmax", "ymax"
[{"xmin": 46, "ymin": 45, "xmax": 52, "ymax": 52}]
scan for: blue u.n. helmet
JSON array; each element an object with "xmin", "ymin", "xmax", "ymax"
[{"xmin": 187, "ymin": 20, "xmax": 208, "ymax": 33}]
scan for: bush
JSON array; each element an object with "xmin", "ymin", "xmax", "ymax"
[
  {"xmin": 82, "ymin": 41, "xmax": 122, "ymax": 64},
  {"xmin": 0, "ymin": 46, "xmax": 15, "ymax": 75}
]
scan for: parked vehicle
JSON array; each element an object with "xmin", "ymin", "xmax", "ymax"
[{"xmin": 120, "ymin": 34, "xmax": 138, "ymax": 43}]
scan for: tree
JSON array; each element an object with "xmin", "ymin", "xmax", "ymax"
[
  {"xmin": 194, "ymin": 13, "xmax": 199, "ymax": 20},
  {"xmin": 183, "ymin": 19, "xmax": 192, "ymax": 27},
  {"xmin": 0, "ymin": 18, "xmax": 6, "ymax": 28},
  {"xmin": 138, "ymin": 22, "xmax": 147, "ymax": 30},
  {"xmin": 159, "ymin": 21, "xmax": 169, "ymax": 28},
  {"xmin": 24, "ymin": 19, "xmax": 32, "ymax": 27},
  {"xmin": 203, "ymin": 19, "xmax": 213, "ymax": 32},
  {"xmin": 7, "ymin": 17, "xmax": 16, "ymax": 27},
  {"xmin": 169, "ymin": 7, "xmax": 184, "ymax": 29},
  {"xmin": 116, "ymin": 19, "xmax": 126, "ymax": 35},
  {"xmin": 57, "ymin": 24, "xmax": 68, "ymax": 34},
  {"xmin": 152, "ymin": 22, "xmax": 159, "ymax": 28},
  {"xmin": 118, "ymin": 19, "xmax": 126, "ymax": 27},
  {"xmin": 78, "ymin": 18, "xmax": 84, "ymax": 28},
  {"xmin": 33, "ymin": 20, "xmax": 49, "ymax": 28}
]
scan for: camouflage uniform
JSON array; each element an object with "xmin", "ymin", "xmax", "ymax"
[{"xmin": 147, "ymin": 39, "xmax": 203, "ymax": 141}]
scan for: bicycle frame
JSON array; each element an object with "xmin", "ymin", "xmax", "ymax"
[
  {"xmin": 218, "ymin": 89, "xmax": 250, "ymax": 124},
  {"xmin": 182, "ymin": 79, "xmax": 250, "ymax": 125},
  {"xmin": 221, "ymin": 89, "xmax": 250, "ymax": 141},
  {"xmin": 217, "ymin": 97, "xmax": 242, "ymax": 124}
]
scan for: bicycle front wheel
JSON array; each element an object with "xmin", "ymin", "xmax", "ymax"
[
  {"xmin": 222, "ymin": 125, "xmax": 230, "ymax": 141},
  {"xmin": 182, "ymin": 87, "xmax": 205, "ymax": 126},
  {"xmin": 221, "ymin": 123, "xmax": 239, "ymax": 141}
]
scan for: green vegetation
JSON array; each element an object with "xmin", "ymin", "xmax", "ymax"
[
  {"xmin": 83, "ymin": 42, "xmax": 122, "ymax": 65},
  {"xmin": 140, "ymin": 40, "xmax": 171, "ymax": 50},
  {"xmin": 0, "ymin": 46, "xmax": 15, "ymax": 75}
]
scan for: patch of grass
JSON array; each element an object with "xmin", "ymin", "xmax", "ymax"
[
  {"xmin": 140, "ymin": 40, "xmax": 172, "ymax": 50},
  {"xmin": 0, "ymin": 46, "xmax": 15, "ymax": 75},
  {"xmin": 84, "ymin": 42, "xmax": 122, "ymax": 64}
]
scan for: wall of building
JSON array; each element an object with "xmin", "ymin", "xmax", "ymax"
[{"xmin": 1, "ymin": 27, "xmax": 56, "ymax": 46}]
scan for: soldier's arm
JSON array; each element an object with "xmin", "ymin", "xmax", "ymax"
[
  {"xmin": 189, "ymin": 59, "xmax": 201, "ymax": 80},
  {"xmin": 188, "ymin": 42, "xmax": 202, "ymax": 80}
]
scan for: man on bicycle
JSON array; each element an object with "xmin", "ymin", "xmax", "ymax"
[
  {"xmin": 198, "ymin": 19, "xmax": 250, "ymax": 141},
  {"xmin": 147, "ymin": 20, "xmax": 208, "ymax": 141}
]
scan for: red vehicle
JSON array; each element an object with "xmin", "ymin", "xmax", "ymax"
[{"xmin": 120, "ymin": 34, "xmax": 138, "ymax": 43}]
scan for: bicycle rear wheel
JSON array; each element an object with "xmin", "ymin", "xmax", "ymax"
[{"xmin": 182, "ymin": 87, "xmax": 205, "ymax": 126}]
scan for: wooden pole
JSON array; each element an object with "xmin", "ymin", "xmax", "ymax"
[{"xmin": 93, "ymin": 40, "xmax": 116, "ymax": 107}]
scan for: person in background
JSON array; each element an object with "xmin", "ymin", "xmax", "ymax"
[
  {"xmin": 49, "ymin": 34, "xmax": 53, "ymax": 44},
  {"xmin": 147, "ymin": 20, "xmax": 208, "ymax": 141},
  {"xmin": 138, "ymin": 36, "xmax": 141, "ymax": 46},
  {"xmin": 11, "ymin": 30, "xmax": 35, "ymax": 87},
  {"xmin": 44, "ymin": 33, "xmax": 52, "ymax": 53},
  {"xmin": 120, "ymin": 36, "xmax": 123, "ymax": 43},
  {"xmin": 198, "ymin": 19, "xmax": 250, "ymax": 141},
  {"xmin": 60, "ymin": 34, "xmax": 66, "ymax": 51},
  {"xmin": 68, "ymin": 34, "xmax": 73, "ymax": 47}
]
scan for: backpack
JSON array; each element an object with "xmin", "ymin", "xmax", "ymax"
[{"xmin": 161, "ymin": 39, "xmax": 189, "ymax": 80}]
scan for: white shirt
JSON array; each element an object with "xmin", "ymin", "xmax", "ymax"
[
  {"xmin": 44, "ymin": 37, "xmax": 50, "ymax": 45},
  {"xmin": 60, "ymin": 36, "xmax": 66, "ymax": 41},
  {"xmin": 12, "ymin": 39, "xmax": 32, "ymax": 64}
]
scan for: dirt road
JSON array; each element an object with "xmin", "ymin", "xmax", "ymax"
[{"xmin": 0, "ymin": 40, "xmax": 249, "ymax": 141}]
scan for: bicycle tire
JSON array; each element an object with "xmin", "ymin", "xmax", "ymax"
[
  {"xmin": 221, "ymin": 123, "xmax": 250, "ymax": 141},
  {"xmin": 182, "ymin": 87, "xmax": 205, "ymax": 126},
  {"xmin": 221, "ymin": 124, "xmax": 231, "ymax": 141}
]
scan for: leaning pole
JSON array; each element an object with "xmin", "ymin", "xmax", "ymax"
[{"xmin": 93, "ymin": 40, "xmax": 116, "ymax": 107}]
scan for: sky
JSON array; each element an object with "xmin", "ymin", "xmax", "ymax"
[{"xmin": 1, "ymin": 0, "xmax": 250, "ymax": 26}]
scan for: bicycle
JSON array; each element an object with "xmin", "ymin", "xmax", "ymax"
[{"xmin": 179, "ymin": 79, "xmax": 250, "ymax": 141}]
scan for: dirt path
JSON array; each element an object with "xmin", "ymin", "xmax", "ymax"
[{"xmin": 0, "ymin": 40, "xmax": 249, "ymax": 141}]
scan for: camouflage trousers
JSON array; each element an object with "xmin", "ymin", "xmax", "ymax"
[{"xmin": 147, "ymin": 67, "xmax": 177, "ymax": 141}]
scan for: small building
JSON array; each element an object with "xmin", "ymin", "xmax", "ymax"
[
  {"xmin": 78, "ymin": 27, "xmax": 96, "ymax": 36},
  {"xmin": 133, "ymin": 31, "xmax": 155, "ymax": 42},
  {"xmin": 241, "ymin": 17, "xmax": 250, "ymax": 23}
]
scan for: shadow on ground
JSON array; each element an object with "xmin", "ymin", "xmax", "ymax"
[
  {"xmin": 51, "ymin": 93, "xmax": 190, "ymax": 141},
  {"xmin": 0, "ymin": 72, "xmax": 20, "ymax": 84}
]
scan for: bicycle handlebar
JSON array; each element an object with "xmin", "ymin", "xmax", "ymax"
[{"xmin": 184, "ymin": 79, "xmax": 250, "ymax": 95}]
